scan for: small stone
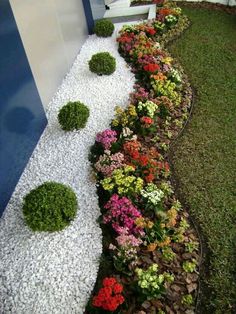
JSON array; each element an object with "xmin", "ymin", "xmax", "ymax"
[
  {"xmin": 142, "ymin": 301, "xmax": 151, "ymax": 310},
  {"xmin": 182, "ymin": 253, "xmax": 193, "ymax": 260},
  {"xmin": 187, "ymin": 283, "xmax": 198, "ymax": 293},
  {"xmin": 171, "ymin": 284, "xmax": 181, "ymax": 292}
]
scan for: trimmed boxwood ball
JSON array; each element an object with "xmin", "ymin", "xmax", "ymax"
[
  {"xmin": 23, "ymin": 182, "xmax": 78, "ymax": 232},
  {"xmin": 89, "ymin": 52, "xmax": 116, "ymax": 76},
  {"xmin": 94, "ymin": 19, "xmax": 114, "ymax": 37},
  {"xmin": 58, "ymin": 101, "xmax": 89, "ymax": 131}
]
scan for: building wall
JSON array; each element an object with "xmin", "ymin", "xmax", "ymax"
[
  {"xmin": 10, "ymin": 0, "xmax": 89, "ymax": 109},
  {"xmin": 0, "ymin": 0, "xmax": 47, "ymax": 216},
  {"xmin": 90, "ymin": 0, "xmax": 106, "ymax": 21}
]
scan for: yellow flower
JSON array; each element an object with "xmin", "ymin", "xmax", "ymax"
[
  {"xmin": 162, "ymin": 57, "xmax": 173, "ymax": 65},
  {"xmin": 135, "ymin": 217, "xmax": 145, "ymax": 228},
  {"xmin": 128, "ymin": 104, "xmax": 137, "ymax": 116},
  {"xmin": 115, "ymin": 106, "xmax": 123, "ymax": 114},
  {"xmin": 147, "ymin": 220, "xmax": 154, "ymax": 229},
  {"xmin": 112, "ymin": 119, "xmax": 119, "ymax": 126}
]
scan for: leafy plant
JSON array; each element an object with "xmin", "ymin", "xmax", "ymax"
[
  {"xmin": 182, "ymin": 259, "xmax": 197, "ymax": 273},
  {"xmin": 135, "ymin": 264, "xmax": 174, "ymax": 300},
  {"xmin": 23, "ymin": 182, "xmax": 78, "ymax": 232},
  {"xmin": 185, "ymin": 240, "xmax": 199, "ymax": 253},
  {"xmin": 161, "ymin": 246, "xmax": 176, "ymax": 262},
  {"xmin": 58, "ymin": 101, "xmax": 89, "ymax": 131},
  {"xmin": 94, "ymin": 19, "xmax": 114, "ymax": 37},
  {"xmin": 89, "ymin": 52, "xmax": 116, "ymax": 75},
  {"xmin": 181, "ymin": 294, "xmax": 193, "ymax": 306}
]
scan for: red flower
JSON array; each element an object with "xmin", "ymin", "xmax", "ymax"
[
  {"xmin": 164, "ymin": 162, "xmax": 170, "ymax": 172},
  {"xmin": 145, "ymin": 173, "xmax": 155, "ymax": 183},
  {"xmin": 159, "ymin": 8, "xmax": 173, "ymax": 16},
  {"xmin": 153, "ymin": 0, "xmax": 164, "ymax": 4},
  {"xmin": 146, "ymin": 27, "xmax": 156, "ymax": 36},
  {"xmin": 139, "ymin": 155, "xmax": 149, "ymax": 167},
  {"xmin": 115, "ymin": 294, "xmax": 125, "ymax": 305},
  {"xmin": 103, "ymin": 277, "xmax": 116, "ymax": 287},
  {"xmin": 143, "ymin": 63, "xmax": 160, "ymax": 73},
  {"xmin": 140, "ymin": 116, "xmax": 154, "ymax": 125},
  {"xmin": 92, "ymin": 277, "xmax": 125, "ymax": 312},
  {"xmin": 113, "ymin": 283, "xmax": 123, "ymax": 294}
]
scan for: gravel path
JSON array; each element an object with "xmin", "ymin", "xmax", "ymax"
[{"xmin": 0, "ymin": 31, "xmax": 135, "ymax": 314}]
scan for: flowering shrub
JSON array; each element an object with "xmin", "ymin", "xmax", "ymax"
[
  {"xmin": 109, "ymin": 229, "xmax": 142, "ymax": 273},
  {"xmin": 92, "ymin": 277, "xmax": 124, "ymax": 311},
  {"xmin": 135, "ymin": 264, "xmax": 174, "ymax": 299},
  {"xmin": 100, "ymin": 165, "xmax": 144, "ymax": 196},
  {"xmin": 103, "ymin": 194, "xmax": 144, "ymax": 236},
  {"xmin": 123, "ymin": 141, "xmax": 170, "ymax": 182},
  {"xmin": 141, "ymin": 183, "xmax": 164, "ymax": 205},
  {"xmin": 86, "ymin": 2, "xmax": 199, "ymax": 313},
  {"xmin": 94, "ymin": 151, "xmax": 124, "ymax": 177},
  {"xmin": 96, "ymin": 129, "xmax": 117, "ymax": 149},
  {"xmin": 137, "ymin": 100, "xmax": 159, "ymax": 118}
]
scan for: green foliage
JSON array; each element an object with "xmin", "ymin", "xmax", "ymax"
[
  {"xmin": 135, "ymin": 264, "xmax": 174, "ymax": 300},
  {"xmin": 94, "ymin": 19, "xmax": 114, "ymax": 37},
  {"xmin": 58, "ymin": 101, "xmax": 89, "ymax": 131},
  {"xmin": 23, "ymin": 182, "xmax": 78, "ymax": 232},
  {"xmin": 181, "ymin": 294, "xmax": 193, "ymax": 306},
  {"xmin": 169, "ymin": 6, "xmax": 236, "ymax": 312},
  {"xmin": 161, "ymin": 246, "xmax": 176, "ymax": 262},
  {"xmin": 185, "ymin": 240, "xmax": 199, "ymax": 253},
  {"xmin": 182, "ymin": 259, "xmax": 197, "ymax": 273},
  {"xmin": 89, "ymin": 52, "xmax": 116, "ymax": 75}
]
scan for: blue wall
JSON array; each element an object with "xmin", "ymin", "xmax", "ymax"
[{"xmin": 0, "ymin": 0, "xmax": 47, "ymax": 216}]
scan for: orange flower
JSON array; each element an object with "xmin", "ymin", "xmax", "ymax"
[
  {"xmin": 147, "ymin": 243, "xmax": 157, "ymax": 252},
  {"xmin": 157, "ymin": 237, "xmax": 171, "ymax": 248},
  {"xmin": 138, "ymin": 52, "xmax": 143, "ymax": 58},
  {"xmin": 151, "ymin": 73, "xmax": 167, "ymax": 81},
  {"xmin": 166, "ymin": 208, "xmax": 177, "ymax": 227},
  {"xmin": 159, "ymin": 8, "xmax": 173, "ymax": 16}
]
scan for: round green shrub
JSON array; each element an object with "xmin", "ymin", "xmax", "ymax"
[
  {"xmin": 94, "ymin": 19, "xmax": 114, "ymax": 37},
  {"xmin": 23, "ymin": 182, "xmax": 78, "ymax": 232},
  {"xmin": 89, "ymin": 52, "xmax": 116, "ymax": 75},
  {"xmin": 58, "ymin": 101, "xmax": 89, "ymax": 131}
]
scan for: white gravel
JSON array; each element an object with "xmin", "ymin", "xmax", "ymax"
[{"xmin": 0, "ymin": 30, "xmax": 135, "ymax": 314}]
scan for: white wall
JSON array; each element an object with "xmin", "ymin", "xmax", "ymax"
[{"xmin": 10, "ymin": 0, "xmax": 88, "ymax": 109}]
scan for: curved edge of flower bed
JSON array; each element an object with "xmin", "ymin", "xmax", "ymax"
[
  {"xmin": 166, "ymin": 74, "xmax": 205, "ymax": 313},
  {"xmin": 85, "ymin": 3, "xmax": 202, "ymax": 313}
]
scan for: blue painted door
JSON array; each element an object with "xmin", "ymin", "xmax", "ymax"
[{"xmin": 0, "ymin": 0, "xmax": 47, "ymax": 216}]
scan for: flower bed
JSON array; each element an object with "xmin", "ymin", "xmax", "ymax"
[{"xmin": 86, "ymin": 2, "xmax": 200, "ymax": 313}]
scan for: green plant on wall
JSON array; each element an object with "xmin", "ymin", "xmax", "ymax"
[{"xmin": 23, "ymin": 182, "xmax": 78, "ymax": 232}]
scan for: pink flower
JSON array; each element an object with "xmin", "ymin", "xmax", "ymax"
[
  {"xmin": 96, "ymin": 129, "xmax": 117, "ymax": 150},
  {"xmin": 103, "ymin": 194, "xmax": 143, "ymax": 236},
  {"xmin": 116, "ymin": 230, "xmax": 143, "ymax": 247},
  {"xmin": 95, "ymin": 151, "xmax": 124, "ymax": 176}
]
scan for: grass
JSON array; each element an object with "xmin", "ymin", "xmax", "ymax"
[{"xmin": 168, "ymin": 6, "xmax": 236, "ymax": 314}]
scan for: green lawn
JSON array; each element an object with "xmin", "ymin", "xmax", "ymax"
[{"xmin": 168, "ymin": 7, "xmax": 236, "ymax": 313}]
